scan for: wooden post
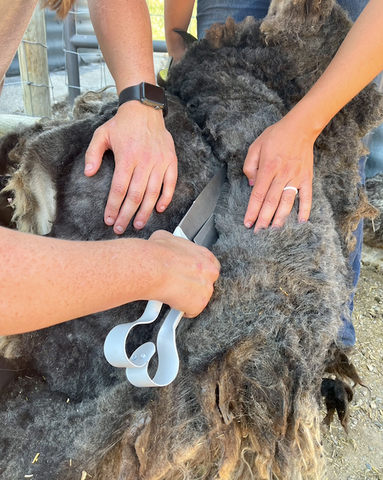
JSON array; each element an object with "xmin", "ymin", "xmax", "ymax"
[{"xmin": 17, "ymin": 6, "xmax": 52, "ymax": 117}]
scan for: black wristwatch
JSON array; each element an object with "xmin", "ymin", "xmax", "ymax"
[{"xmin": 118, "ymin": 82, "xmax": 168, "ymax": 117}]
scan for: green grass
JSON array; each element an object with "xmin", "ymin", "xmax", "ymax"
[{"xmin": 147, "ymin": 0, "xmax": 197, "ymax": 41}]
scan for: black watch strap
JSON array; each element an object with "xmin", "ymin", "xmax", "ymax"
[
  {"xmin": 118, "ymin": 84, "xmax": 141, "ymax": 106},
  {"xmin": 118, "ymin": 82, "xmax": 168, "ymax": 117}
]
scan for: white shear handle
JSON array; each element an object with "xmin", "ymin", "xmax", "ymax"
[
  {"xmin": 124, "ymin": 225, "xmax": 187, "ymax": 386},
  {"xmin": 104, "ymin": 300, "xmax": 162, "ymax": 368},
  {"xmin": 104, "ymin": 225, "xmax": 189, "ymax": 386},
  {"xmin": 126, "ymin": 308, "xmax": 184, "ymax": 387}
]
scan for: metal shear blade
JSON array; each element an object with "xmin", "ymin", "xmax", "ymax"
[{"xmin": 104, "ymin": 165, "xmax": 227, "ymax": 387}]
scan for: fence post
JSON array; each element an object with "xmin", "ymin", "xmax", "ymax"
[
  {"xmin": 63, "ymin": 6, "xmax": 81, "ymax": 105},
  {"xmin": 17, "ymin": 6, "xmax": 52, "ymax": 117}
]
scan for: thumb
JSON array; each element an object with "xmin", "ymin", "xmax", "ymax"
[{"xmin": 243, "ymin": 139, "xmax": 261, "ymax": 186}]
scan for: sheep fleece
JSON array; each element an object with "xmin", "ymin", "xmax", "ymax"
[{"xmin": 1, "ymin": 1, "xmax": 383, "ymax": 479}]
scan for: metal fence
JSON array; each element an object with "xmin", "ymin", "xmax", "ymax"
[{"xmin": 64, "ymin": 0, "xmax": 168, "ymax": 104}]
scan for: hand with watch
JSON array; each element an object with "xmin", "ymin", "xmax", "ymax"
[
  {"xmin": 84, "ymin": 81, "xmax": 177, "ymax": 235},
  {"xmin": 118, "ymin": 82, "xmax": 168, "ymax": 117}
]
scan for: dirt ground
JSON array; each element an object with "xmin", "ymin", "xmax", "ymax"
[{"xmin": 322, "ymin": 245, "xmax": 383, "ymax": 480}]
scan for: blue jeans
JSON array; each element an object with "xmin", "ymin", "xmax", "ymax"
[
  {"xmin": 338, "ymin": 156, "xmax": 366, "ymax": 347},
  {"xmin": 196, "ymin": 0, "xmax": 370, "ymax": 347},
  {"xmin": 197, "ymin": 0, "xmax": 270, "ymax": 36},
  {"xmin": 197, "ymin": 0, "xmax": 368, "ymax": 37},
  {"xmin": 365, "ymin": 72, "xmax": 383, "ymax": 178}
]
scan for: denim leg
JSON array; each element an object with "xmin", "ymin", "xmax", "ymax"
[
  {"xmin": 337, "ymin": 220, "xmax": 362, "ymax": 348},
  {"xmin": 337, "ymin": 0, "xmax": 368, "ymax": 21},
  {"xmin": 338, "ymin": 155, "xmax": 367, "ymax": 348},
  {"xmin": 197, "ymin": 0, "xmax": 270, "ymax": 38},
  {"xmin": 196, "ymin": 0, "xmax": 369, "ymax": 38},
  {"xmin": 365, "ymin": 123, "xmax": 383, "ymax": 178}
]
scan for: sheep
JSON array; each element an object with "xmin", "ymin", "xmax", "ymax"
[{"xmin": 0, "ymin": 1, "xmax": 382, "ymax": 479}]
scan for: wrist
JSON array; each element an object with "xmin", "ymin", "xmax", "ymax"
[
  {"xmin": 116, "ymin": 100, "xmax": 165, "ymax": 127},
  {"xmin": 141, "ymin": 238, "xmax": 172, "ymax": 303},
  {"xmin": 284, "ymin": 101, "xmax": 327, "ymax": 141},
  {"xmin": 116, "ymin": 72, "xmax": 156, "ymax": 95},
  {"xmin": 166, "ymin": 34, "xmax": 187, "ymax": 61},
  {"xmin": 120, "ymin": 238, "xmax": 165, "ymax": 303},
  {"xmin": 287, "ymin": 83, "xmax": 344, "ymax": 140},
  {"xmin": 118, "ymin": 82, "xmax": 168, "ymax": 117}
]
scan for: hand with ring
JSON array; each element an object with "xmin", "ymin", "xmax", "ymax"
[{"xmin": 243, "ymin": 110, "xmax": 317, "ymax": 232}]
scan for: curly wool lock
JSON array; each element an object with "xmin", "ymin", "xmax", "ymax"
[{"xmin": 0, "ymin": 0, "xmax": 383, "ymax": 479}]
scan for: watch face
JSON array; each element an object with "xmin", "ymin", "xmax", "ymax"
[{"xmin": 141, "ymin": 83, "xmax": 166, "ymax": 108}]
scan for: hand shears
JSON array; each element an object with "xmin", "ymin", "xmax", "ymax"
[{"xmin": 104, "ymin": 165, "xmax": 227, "ymax": 387}]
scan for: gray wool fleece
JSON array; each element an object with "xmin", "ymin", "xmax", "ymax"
[{"xmin": 0, "ymin": 1, "xmax": 382, "ymax": 478}]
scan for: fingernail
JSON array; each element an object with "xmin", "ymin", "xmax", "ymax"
[
  {"xmin": 85, "ymin": 164, "xmax": 93, "ymax": 172},
  {"xmin": 158, "ymin": 205, "xmax": 165, "ymax": 212},
  {"xmin": 299, "ymin": 219, "xmax": 307, "ymax": 224},
  {"xmin": 106, "ymin": 217, "xmax": 114, "ymax": 225},
  {"xmin": 245, "ymin": 221, "xmax": 253, "ymax": 229},
  {"xmin": 272, "ymin": 225, "xmax": 280, "ymax": 230},
  {"xmin": 115, "ymin": 225, "xmax": 124, "ymax": 234},
  {"xmin": 135, "ymin": 221, "xmax": 144, "ymax": 229},
  {"xmin": 249, "ymin": 179, "xmax": 254, "ymax": 187}
]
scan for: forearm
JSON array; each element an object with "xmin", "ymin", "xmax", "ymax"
[
  {"xmin": 287, "ymin": 0, "xmax": 383, "ymax": 138},
  {"xmin": 0, "ymin": 228, "xmax": 161, "ymax": 335},
  {"xmin": 88, "ymin": 0, "xmax": 155, "ymax": 92},
  {"xmin": 0, "ymin": 0, "xmax": 39, "ymax": 82},
  {"xmin": 86, "ymin": 1, "xmax": 179, "ymax": 237},
  {"xmin": 165, "ymin": 0, "xmax": 196, "ymax": 59}
]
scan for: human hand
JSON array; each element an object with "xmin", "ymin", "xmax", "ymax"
[
  {"xmin": 243, "ymin": 113, "xmax": 316, "ymax": 231},
  {"xmin": 148, "ymin": 230, "xmax": 220, "ymax": 318},
  {"xmin": 85, "ymin": 101, "xmax": 177, "ymax": 234}
]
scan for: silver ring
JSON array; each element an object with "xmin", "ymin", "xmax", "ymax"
[{"xmin": 283, "ymin": 186, "xmax": 298, "ymax": 195}]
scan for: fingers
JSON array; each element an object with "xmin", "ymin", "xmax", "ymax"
[
  {"xmin": 243, "ymin": 160, "xmax": 313, "ymax": 232},
  {"xmin": 156, "ymin": 161, "xmax": 178, "ymax": 214},
  {"xmin": 242, "ymin": 121, "xmax": 315, "ymax": 231},
  {"xmin": 241, "ymin": 112, "xmax": 319, "ymax": 231},
  {"xmin": 106, "ymin": 159, "xmax": 143, "ymax": 233},
  {"xmin": 244, "ymin": 173, "xmax": 274, "ymax": 230},
  {"xmin": 271, "ymin": 186, "xmax": 299, "ymax": 228},
  {"xmin": 110, "ymin": 155, "xmax": 177, "ymax": 234},
  {"xmin": 180, "ymin": 247, "xmax": 221, "ymax": 318},
  {"xmin": 121, "ymin": 166, "xmax": 165, "ymax": 231},
  {"xmin": 85, "ymin": 127, "xmax": 109, "ymax": 177},
  {"xmin": 296, "ymin": 179, "xmax": 312, "ymax": 224},
  {"xmin": 245, "ymin": 176, "xmax": 313, "ymax": 232},
  {"xmin": 243, "ymin": 151, "xmax": 282, "ymax": 229},
  {"xmin": 130, "ymin": 163, "xmax": 177, "ymax": 230},
  {"xmin": 132, "ymin": 169, "xmax": 164, "ymax": 229},
  {"xmin": 148, "ymin": 230, "xmax": 220, "ymax": 318}
]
